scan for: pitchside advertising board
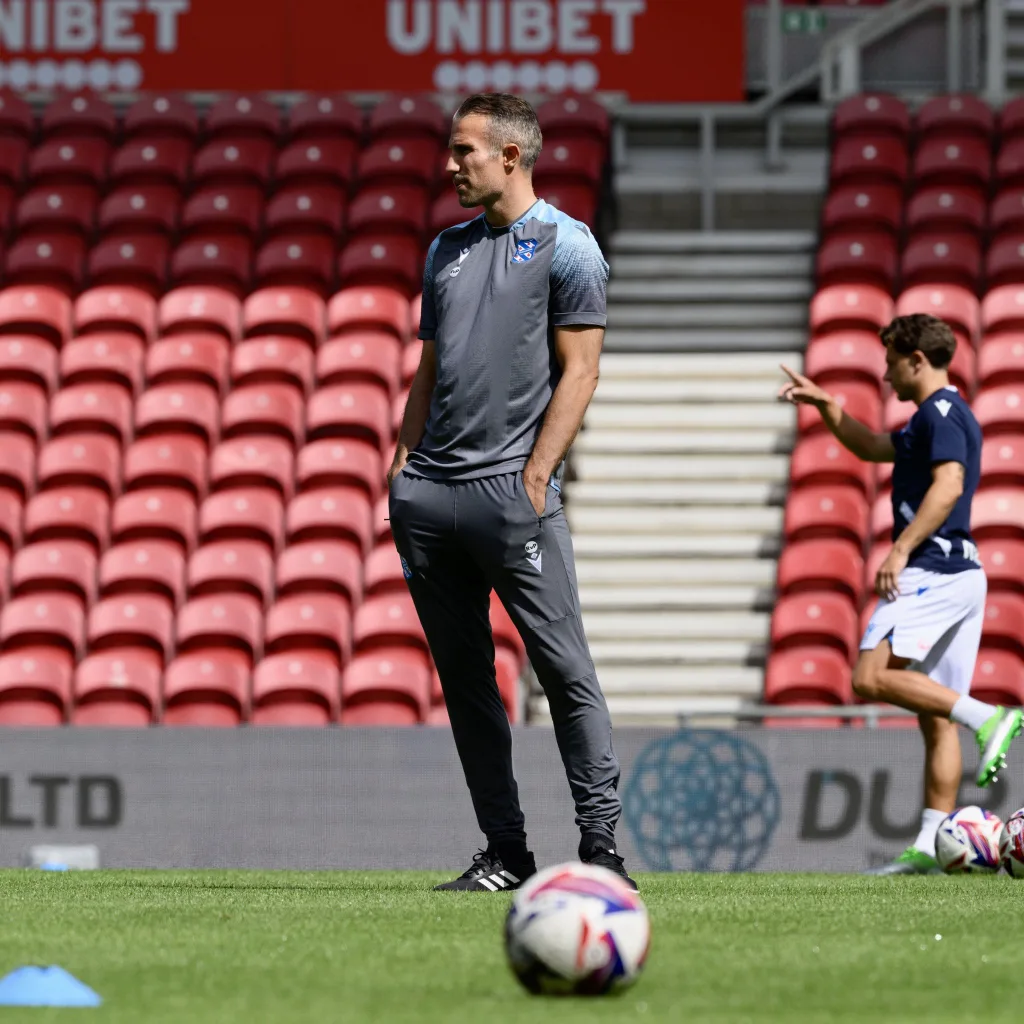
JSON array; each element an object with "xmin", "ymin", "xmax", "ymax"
[
  {"xmin": 0, "ymin": 728, "xmax": 1018, "ymax": 872},
  {"xmin": 0, "ymin": 0, "xmax": 743, "ymax": 101}
]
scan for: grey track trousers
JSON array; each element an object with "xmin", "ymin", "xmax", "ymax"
[{"xmin": 388, "ymin": 469, "xmax": 621, "ymax": 845}]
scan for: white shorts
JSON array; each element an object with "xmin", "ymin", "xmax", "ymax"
[{"xmin": 859, "ymin": 567, "xmax": 987, "ymax": 695}]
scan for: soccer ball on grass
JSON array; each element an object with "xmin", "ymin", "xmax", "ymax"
[
  {"xmin": 999, "ymin": 808, "xmax": 1024, "ymax": 878},
  {"xmin": 935, "ymin": 806, "xmax": 1003, "ymax": 874}
]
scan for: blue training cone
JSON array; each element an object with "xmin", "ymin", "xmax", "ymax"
[{"xmin": 0, "ymin": 965, "xmax": 102, "ymax": 1006}]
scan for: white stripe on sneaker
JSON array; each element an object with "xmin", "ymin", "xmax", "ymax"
[
  {"xmin": 488, "ymin": 873, "xmax": 508, "ymax": 888},
  {"xmin": 477, "ymin": 877, "xmax": 498, "ymax": 891},
  {"xmin": 500, "ymin": 870, "xmax": 520, "ymax": 884}
]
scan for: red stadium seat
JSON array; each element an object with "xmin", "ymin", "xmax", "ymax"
[
  {"xmin": 42, "ymin": 93, "xmax": 116, "ymax": 141},
  {"xmin": 109, "ymin": 137, "xmax": 191, "ymax": 189},
  {"xmin": 276, "ymin": 540, "xmax": 362, "ymax": 605},
  {"xmin": 353, "ymin": 592, "xmax": 426, "ymax": 655},
  {"xmin": 0, "ymin": 381, "xmax": 46, "ymax": 439},
  {"xmin": 369, "ymin": 95, "xmax": 448, "ymax": 142},
  {"xmin": 974, "ymin": 386, "xmax": 1024, "ymax": 435},
  {"xmin": 5, "ymin": 233, "xmax": 85, "ymax": 293},
  {"xmin": 832, "ymin": 94, "xmax": 910, "ymax": 140},
  {"xmin": 180, "ymin": 186, "xmax": 263, "ymax": 239},
  {"xmin": 251, "ymin": 652, "xmax": 339, "ymax": 725},
  {"xmin": 905, "ymin": 186, "xmax": 986, "ymax": 237},
  {"xmin": 971, "ymin": 649, "xmax": 1024, "ymax": 707},
  {"xmin": 871, "ymin": 491, "xmax": 895, "ymax": 542},
  {"xmin": 982, "ymin": 285, "xmax": 1024, "ymax": 336},
  {"xmin": 192, "ymin": 138, "xmax": 275, "ymax": 190},
  {"xmin": 242, "ymin": 287, "xmax": 325, "ymax": 346},
  {"xmin": 61, "ymin": 334, "xmax": 143, "ymax": 399},
  {"xmin": 162, "ymin": 651, "xmax": 249, "ymax": 726},
  {"xmin": 0, "ymin": 431, "xmax": 34, "ymax": 498},
  {"xmin": 0, "ymin": 169, "xmax": 19, "ymax": 222},
  {"xmin": 356, "ymin": 138, "xmax": 441, "ymax": 191},
  {"xmin": 0, "ymin": 90, "xmax": 35, "ymax": 140},
  {"xmin": 995, "ymin": 139, "xmax": 1024, "ymax": 190},
  {"xmin": 328, "ymin": 286, "xmax": 408, "ymax": 341},
  {"xmin": 341, "ymin": 650, "xmax": 429, "ymax": 725},
  {"xmin": 804, "ymin": 331, "xmax": 886, "ymax": 390},
  {"xmin": 810, "ymin": 284, "xmax": 893, "ymax": 335},
  {"xmin": 402, "ymin": 339, "xmax": 422, "ymax": 386},
  {"xmin": 348, "ymin": 186, "xmax": 428, "ymax": 238},
  {"xmin": 986, "ymin": 237, "xmax": 1024, "ymax": 288},
  {"xmin": 49, "ymin": 382, "xmax": 131, "ymax": 443},
  {"xmin": 797, "ymin": 379, "xmax": 881, "ymax": 435},
  {"xmin": 764, "ymin": 647, "xmax": 852, "ymax": 705},
  {"xmin": 89, "ymin": 234, "xmax": 170, "ymax": 297},
  {"xmin": 285, "ymin": 487, "xmax": 372, "ymax": 553},
  {"xmin": 0, "ymin": 285, "xmax": 71, "ymax": 346},
  {"xmin": 537, "ymin": 94, "xmax": 609, "ymax": 142},
  {"xmin": 233, "ymin": 336, "xmax": 314, "ymax": 394},
  {"xmin": 199, "ymin": 487, "xmax": 284, "ymax": 551},
  {"xmin": 75, "ymin": 285, "xmax": 156, "ymax": 340},
  {"xmin": 900, "ymin": 232, "xmax": 981, "ymax": 292},
  {"xmin": 176, "ymin": 593, "xmax": 263, "ymax": 664},
  {"xmin": 254, "ymin": 235, "xmax": 335, "ymax": 296},
  {"xmin": 208, "ymin": 437, "xmax": 295, "ymax": 498},
  {"xmin": 111, "ymin": 487, "xmax": 197, "ymax": 553},
  {"xmin": 264, "ymin": 594, "xmax": 352, "ymax": 667},
  {"xmin": 221, "ymin": 384, "xmax": 304, "ymax": 448},
  {"xmin": 274, "ymin": 138, "xmax": 356, "ymax": 192},
  {"xmin": 537, "ymin": 186, "xmax": 598, "ymax": 227},
  {"xmin": 489, "ymin": 591, "xmax": 526, "ymax": 662},
  {"xmin": 783, "ymin": 484, "xmax": 868, "ymax": 547},
  {"xmin": 187, "ymin": 539, "xmax": 274, "ymax": 606},
  {"xmin": 913, "ymin": 136, "xmax": 991, "ymax": 190},
  {"xmin": 533, "ymin": 138, "xmax": 605, "ymax": 189},
  {"xmin": 98, "ymin": 539, "xmax": 185, "ymax": 608},
  {"xmin": 916, "ymin": 95, "xmax": 994, "ymax": 140},
  {"xmin": 264, "ymin": 187, "xmax": 345, "ymax": 239},
  {"xmin": 821, "ymin": 185, "xmax": 902, "ymax": 237},
  {"xmin": 1, "ymin": 592, "xmax": 84, "ymax": 657},
  {"xmin": 98, "ymin": 186, "xmax": 179, "ymax": 237},
  {"xmin": 790, "ymin": 434, "xmax": 874, "ymax": 495},
  {"xmin": 24, "ymin": 486, "xmax": 108, "ymax": 550},
  {"xmin": 37, "ymin": 433, "xmax": 120, "ymax": 496},
  {"xmin": 973, "ymin": 488, "xmax": 1024, "ymax": 539},
  {"xmin": 989, "ymin": 188, "xmax": 1024, "ymax": 239},
  {"xmin": 135, "ymin": 383, "xmax": 219, "ymax": 449},
  {"xmin": 363, "ymin": 543, "xmax": 406, "ymax": 596},
  {"xmin": 429, "ymin": 191, "xmax": 480, "ymax": 235},
  {"xmin": 87, "ymin": 594, "xmax": 173, "ymax": 663},
  {"xmin": 982, "ymin": 593, "xmax": 1024, "ymax": 656},
  {"xmin": 295, "ymin": 439, "xmax": 381, "ymax": 500},
  {"xmin": 146, "ymin": 333, "xmax": 230, "ymax": 393},
  {"xmin": 11, "ymin": 540, "xmax": 96, "ymax": 604},
  {"xmin": 338, "ymin": 236, "xmax": 421, "ymax": 297},
  {"xmin": 170, "ymin": 235, "xmax": 252, "ymax": 296},
  {"xmin": 28, "ymin": 137, "xmax": 110, "ymax": 188},
  {"xmin": 306, "ymin": 383, "xmax": 391, "ymax": 451},
  {"xmin": 122, "ymin": 435, "xmax": 207, "ymax": 499},
  {"xmin": 979, "ymin": 537, "xmax": 1024, "ymax": 592},
  {"xmin": 830, "ymin": 136, "xmax": 908, "ymax": 188},
  {"xmin": 0, "ymin": 336, "xmax": 58, "ymax": 392},
  {"xmin": 206, "ymin": 94, "xmax": 280, "ymax": 141},
  {"xmin": 373, "ymin": 494, "xmax": 391, "ymax": 545},
  {"xmin": 287, "ymin": 94, "xmax": 363, "ymax": 141},
  {"xmin": 0, "ymin": 649, "xmax": 70, "ymax": 725},
  {"xmin": 815, "ymin": 232, "xmax": 897, "ymax": 290},
  {"xmin": 123, "ymin": 94, "xmax": 199, "ymax": 141},
  {"xmin": 16, "ymin": 185, "xmax": 97, "ymax": 236},
  {"xmin": 771, "ymin": 592, "xmax": 859, "ymax": 663},
  {"xmin": 894, "ymin": 284, "xmax": 979, "ymax": 342},
  {"xmin": 317, "ymin": 333, "xmax": 401, "ymax": 397},
  {"xmin": 979, "ymin": 336, "xmax": 1024, "ymax": 389},
  {"xmin": 71, "ymin": 651, "xmax": 160, "ymax": 727},
  {"xmin": 0, "ymin": 488, "xmax": 21, "ymax": 551}
]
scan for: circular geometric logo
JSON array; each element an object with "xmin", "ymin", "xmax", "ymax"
[{"xmin": 623, "ymin": 731, "xmax": 781, "ymax": 872}]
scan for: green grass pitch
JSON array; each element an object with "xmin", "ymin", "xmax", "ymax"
[{"xmin": 0, "ymin": 870, "xmax": 1021, "ymax": 1022}]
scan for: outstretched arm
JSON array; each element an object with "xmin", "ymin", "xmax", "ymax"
[{"xmin": 779, "ymin": 364, "xmax": 895, "ymax": 463}]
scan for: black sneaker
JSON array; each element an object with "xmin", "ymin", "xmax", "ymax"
[
  {"xmin": 433, "ymin": 847, "xmax": 536, "ymax": 892},
  {"xmin": 579, "ymin": 832, "xmax": 638, "ymax": 891}
]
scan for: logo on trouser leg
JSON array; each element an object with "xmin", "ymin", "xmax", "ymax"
[
  {"xmin": 524, "ymin": 540, "xmax": 542, "ymax": 573},
  {"xmin": 400, "ymin": 556, "xmax": 413, "ymax": 580}
]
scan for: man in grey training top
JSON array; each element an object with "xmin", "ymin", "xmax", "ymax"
[{"xmin": 387, "ymin": 92, "xmax": 633, "ymax": 891}]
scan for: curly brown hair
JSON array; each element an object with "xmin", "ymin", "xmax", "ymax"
[{"xmin": 879, "ymin": 314, "xmax": 956, "ymax": 369}]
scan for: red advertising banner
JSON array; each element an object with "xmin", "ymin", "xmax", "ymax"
[{"xmin": 0, "ymin": 1, "xmax": 743, "ymax": 102}]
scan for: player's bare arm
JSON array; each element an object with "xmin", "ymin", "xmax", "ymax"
[
  {"xmin": 779, "ymin": 364, "xmax": 895, "ymax": 462},
  {"xmin": 875, "ymin": 461, "xmax": 965, "ymax": 600},
  {"xmin": 523, "ymin": 325, "xmax": 603, "ymax": 515},
  {"xmin": 388, "ymin": 339, "xmax": 437, "ymax": 486}
]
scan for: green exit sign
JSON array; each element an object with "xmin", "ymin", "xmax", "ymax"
[{"xmin": 782, "ymin": 9, "xmax": 827, "ymax": 33}]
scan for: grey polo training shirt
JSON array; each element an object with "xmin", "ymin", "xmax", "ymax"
[{"xmin": 404, "ymin": 198, "xmax": 609, "ymax": 481}]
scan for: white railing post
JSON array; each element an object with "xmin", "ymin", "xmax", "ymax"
[
  {"xmin": 766, "ymin": 0, "xmax": 784, "ymax": 93},
  {"xmin": 837, "ymin": 37, "xmax": 862, "ymax": 96},
  {"xmin": 986, "ymin": 0, "xmax": 1007, "ymax": 105},
  {"xmin": 947, "ymin": 0, "xmax": 964, "ymax": 91}
]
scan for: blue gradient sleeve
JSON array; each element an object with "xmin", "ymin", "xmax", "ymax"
[
  {"xmin": 549, "ymin": 222, "xmax": 608, "ymax": 327},
  {"xmin": 418, "ymin": 234, "xmax": 441, "ymax": 340}
]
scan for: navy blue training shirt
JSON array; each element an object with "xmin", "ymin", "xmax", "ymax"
[
  {"xmin": 890, "ymin": 385, "xmax": 982, "ymax": 574},
  {"xmin": 405, "ymin": 198, "xmax": 608, "ymax": 481}
]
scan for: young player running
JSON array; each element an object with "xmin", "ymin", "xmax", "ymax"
[{"xmin": 780, "ymin": 314, "xmax": 1022, "ymax": 875}]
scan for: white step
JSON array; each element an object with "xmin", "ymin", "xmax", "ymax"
[
  {"xmin": 593, "ymin": 379, "xmax": 792, "ymax": 403},
  {"xmin": 583, "ymin": 611, "xmax": 769, "ymax": 640},
  {"xmin": 609, "ymin": 304, "xmax": 807, "ymax": 329},
  {"xmin": 584, "ymin": 403, "xmax": 794, "ymax": 431},
  {"xmin": 572, "ymin": 453, "xmax": 789, "ymax": 481},
  {"xmin": 611, "ymin": 254, "xmax": 813, "ymax": 279},
  {"xmin": 530, "ymin": 695, "xmax": 749, "ymax": 720},
  {"xmin": 603, "ymin": 328, "xmax": 808, "ymax": 352},
  {"xmin": 575, "ymin": 430, "xmax": 792, "ymax": 455},
  {"xmin": 574, "ymin": 534, "xmax": 781, "ymax": 558},
  {"xmin": 611, "ymin": 231, "xmax": 817, "ymax": 254},
  {"xmin": 565, "ymin": 481, "xmax": 782, "ymax": 505},
  {"xmin": 589, "ymin": 639, "xmax": 766, "ymax": 663},
  {"xmin": 598, "ymin": 352, "xmax": 802, "ymax": 378},
  {"xmin": 575, "ymin": 558, "xmax": 777, "ymax": 586},
  {"xmin": 567, "ymin": 506, "xmax": 783, "ymax": 534},
  {"xmin": 607, "ymin": 280, "xmax": 813, "ymax": 303},
  {"xmin": 597, "ymin": 665, "xmax": 764, "ymax": 696},
  {"xmin": 579, "ymin": 585, "xmax": 771, "ymax": 611}
]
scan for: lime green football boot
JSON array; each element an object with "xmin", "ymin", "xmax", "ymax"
[
  {"xmin": 975, "ymin": 706, "xmax": 1024, "ymax": 787},
  {"xmin": 864, "ymin": 847, "xmax": 941, "ymax": 876}
]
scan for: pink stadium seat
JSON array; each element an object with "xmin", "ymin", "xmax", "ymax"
[
  {"xmin": 206, "ymin": 94, "xmax": 280, "ymax": 141},
  {"xmin": 170, "ymin": 234, "xmax": 252, "ymax": 296},
  {"xmin": 307, "ymin": 383, "xmax": 392, "ymax": 452},
  {"xmin": 328, "ymin": 286, "xmax": 408, "ymax": 341},
  {"xmin": 231, "ymin": 338, "xmax": 313, "ymax": 397},
  {"xmin": 162, "ymin": 651, "xmax": 249, "ymax": 726},
  {"xmin": 995, "ymin": 139, "xmax": 1024, "ymax": 190},
  {"xmin": 0, "ymin": 488, "xmax": 21, "ymax": 551},
  {"xmin": 274, "ymin": 138, "xmax": 356, "ymax": 192},
  {"xmin": 37, "ymin": 433, "xmax": 120, "ymax": 496},
  {"xmin": 832, "ymin": 94, "xmax": 910, "ymax": 140},
  {"xmin": 821, "ymin": 184, "xmax": 902, "ymax": 237},
  {"xmin": 16, "ymin": 185, "xmax": 97, "ymax": 236},
  {"xmin": 815, "ymin": 232, "xmax": 897, "ymax": 290},
  {"xmin": 971, "ymin": 649, "xmax": 1024, "ymax": 707},
  {"xmin": 192, "ymin": 138, "xmax": 275, "ymax": 190},
  {"xmin": 146, "ymin": 333, "xmax": 230, "ymax": 393},
  {"xmin": 199, "ymin": 487, "xmax": 285, "ymax": 551},
  {"xmin": 905, "ymin": 186, "xmax": 986, "ymax": 237},
  {"xmin": 974, "ymin": 386, "xmax": 1024, "ymax": 435},
  {"xmin": 0, "ymin": 336, "xmax": 58, "ymax": 392},
  {"xmin": 913, "ymin": 136, "xmax": 991, "ymax": 191},
  {"xmin": 883, "ymin": 391, "xmax": 914, "ymax": 433},
  {"xmin": 979, "ymin": 336, "xmax": 1024, "ymax": 388},
  {"xmin": 264, "ymin": 594, "xmax": 352, "ymax": 667},
  {"xmin": 42, "ymin": 93, "xmax": 116, "ymax": 141},
  {"xmin": 783, "ymin": 484, "xmax": 868, "ymax": 547},
  {"xmin": 111, "ymin": 487, "xmax": 197, "ymax": 553},
  {"xmin": 135, "ymin": 383, "xmax": 220, "ymax": 449},
  {"xmin": 916, "ymin": 95, "xmax": 994, "ymax": 140},
  {"xmin": 187, "ymin": 539, "xmax": 274, "ymax": 606},
  {"xmin": 86, "ymin": 235, "xmax": 169, "ymax": 295},
  {"xmin": 243, "ymin": 287, "xmax": 325, "ymax": 346},
  {"xmin": 254, "ymin": 235, "xmax": 335, "ymax": 296},
  {"xmin": 109, "ymin": 137, "xmax": 191, "ymax": 190},
  {"xmin": 981, "ymin": 593, "xmax": 1024, "ymax": 656},
  {"xmin": 285, "ymin": 487, "xmax": 372, "ymax": 553},
  {"xmin": 370, "ymin": 95, "xmax": 448, "ymax": 142},
  {"xmin": 87, "ymin": 594, "xmax": 173, "ymax": 664},
  {"xmin": 98, "ymin": 539, "xmax": 185, "ymax": 608},
  {"xmin": 287, "ymin": 94, "xmax": 363, "ymax": 141},
  {"xmin": 830, "ymin": 136, "xmax": 908, "ymax": 188},
  {"xmin": 221, "ymin": 384, "xmax": 304, "ymax": 448},
  {"xmin": 49, "ymin": 382, "xmax": 132, "ymax": 443},
  {"xmin": 425, "ymin": 704, "xmax": 451, "ymax": 727},
  {"xmin": 11, "ymin": 540, "xmax": 96, "ymax": 604},
  {"xmin": 317, "ymin": 333, "xmax": 401, "ymax": 397},
  {"xmin": 338, "ymin": 236, "xmax": 421, "ymax": 297},
  {"xmin": 0, "ymin": 431, "xmax": 34, "ymax": 498},
  {"xmin": 264, "ymin": 187, "xmax": 346, "ymax": 240},
  {"xmin": 894, "ymin": 284, "xmax": 979, "ymax": 341},
  {"xmin": 363, "ymin": 543, "xmax": 406, "ymax": 596},
  {"xmin": 797, "ymin": 379, "xmax": 881, "ymax": 435},
  {"xmin": 176, "ymin": 593, "xmax": 263, "ymax": 665},
  {"xmin": 5, "ymin": 233, "xmax": 85, "ymax": 293},
  {"xmin": 353, "ymin": 592, "xmax": 426, "ymax": 656},
  {"xmin": 533, "ymin": 137, "xmax": 605, "ymax": 190},
  {"xmin": 124, "ymin": 94, "xmax": 199, "ymax": 141},
  {"xmin": 804, "ymin": 331, "xmax": 886, "ymax": 390},
  {"xmin": 75, "ymin": 285, "xmax": 156, "ymax": 340},
  {"xmin": 495, "ymin": 646, "xmax": 521, "ymax": 719},
  {"xmin": 764, "ymin": 647, "xmax": 852, "ymax": 705},
  {"xmin": 122, "ymin": 435, "xmax": 208, "ymax": 498},
  {"xmin": 374, "ymin": 494, "xmax": 391, "ymax": 545},
  {"xmin": 0, "ymin": 649, "xmax": 70, "ymax": 725},
  {"xmin": 1, "ymin": 592, "xmax": 84, "ymax": 657},
  {"xmin": 0, "ymin": 285, "xmax": 71, "ymax": 346},
  {"xmin": 24, "ymin": 486, "xmax": 108, "ymax": 550},
  {"xmin": 979, "ymin": 537, "xmax": 1024, "ymax": 592},
  {"xmin": 0, "ymin": 381, "xmax": 46, "ymax": 439},
  {"xmin": 973, "ymin": 488, "xmax": 1024, "ymax": 539},
  {"xmin": 71, "ymin": 650, "xmax": 160, "ymax": 727},
  {"xmin": 159, "ymin": 286, "xmax": 241, "ymax": 340},
  {"xmin": 900, "ymin": 232, "xmax": 981, "ymax": 292},
  {"xmin": 790, "ymin": 434, "xmax": 874, "ymax": 495},
  {"xmin": 251, "ymin": 652, "xmax": 339, "ymax": 725},
  {"xmin": 402, "ymin": 339, "xmax": 422, "ymax": 386},
  {"xmin": 208, "ymin": 437, "xmax": 295, "ymax": 498},
  {"xmin": 341, "ymin": 650, "xmax": 429, "ymax": 725},
  {"xmin": 982, "ymin": 285, "xmax": 1024, "ymax": 336},
  {"xmin": 777, "ymin": 539, "xmax": 864, "ymax": 605},
  {"xmin": 871, "ymin": 491, "xmax": 895, "ymax": 542},
  {"xmin": 348, "ymin": 186, "xmax": 428, "ymax": 238},
  {"xmin": 771, "ymin": 592, "xmax": 859, "ymax": 663},
  {"xmin": 295, "ymin": 438, "xmax": 381, "ymax": 499},
  {"xmin": 490, "ymin": 591, "xmax": 526, "ymax": 662},
  {"xmin": 28, "ymin": 137, "xmax": 110, "ymax": 188},
  {"xmin": 275, "ymin": 540, "xmax": 362, "ymax": 603},
  {"xmin": 99, "ymin": 186, "xmax": 179, "ymax": 237},
  {"xmin": 810, "ymin": 284, "xmax": 893, "ymax": 335}
]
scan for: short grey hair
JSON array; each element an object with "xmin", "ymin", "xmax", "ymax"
[{"xmin": 453, "ymin": 93, "xmax": 543, "ymax": 171}]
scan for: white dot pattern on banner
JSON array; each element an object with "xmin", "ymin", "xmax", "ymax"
[
  {"xmin": 433, "ymin": 60, "xmax": 598, "ymax": 93},
  {"xmin": 0, "ymin": 59, "xmax": 141, "ymax": 90}
]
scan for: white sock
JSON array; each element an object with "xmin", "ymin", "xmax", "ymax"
[
  {"xmin": 950, "ymin": 695, "xmax": 997, "ymax": 732},
  {"xmin": 913, "ymin": 808, "xmax": 947, "ymax": 857}
]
